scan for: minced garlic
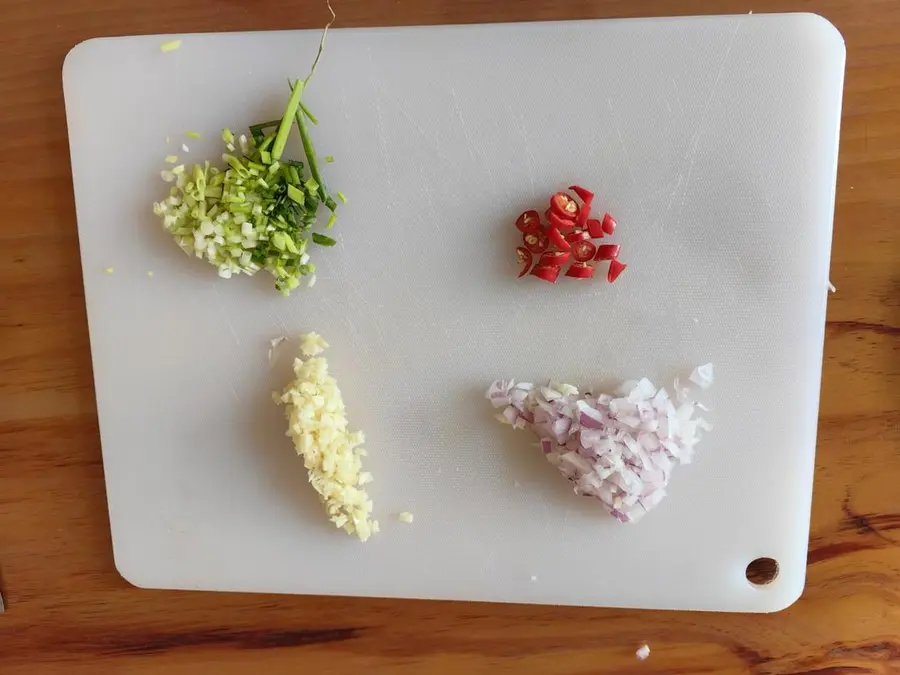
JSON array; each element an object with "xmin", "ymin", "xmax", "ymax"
[
  {"xmin": 398, "ymin": 512, "xmax": 414, "ymax": 524},
  {"xmin": 299, "ymin": 331, "xmax": 329, "ymax": 357},
  {"xmin": 275, "ymin": 334, "xmax": 377, "ymax": 541}
]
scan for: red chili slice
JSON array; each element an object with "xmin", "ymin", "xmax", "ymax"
[
  {"xmin": 523, "ymin": 231, "xmax": 549, "ymax": 254},
  {"xmin": 550, "ymin": 192, "xmax": 579, "ymax": 219},
  {"xmin": 565, "ymin": 230, "xmax": 590, "ymax": 244},
  {"xmin": 531, "ymin": 264, "xmax": 561, "ymax": 283},
  {"xmin": 539, "ymin": 250, "xmax": 570, "ymax": 266},
  {"xmin": 572, "ymin": 240, "xmax": 596, "ymax": 262},
  {"xmin": 568, "ymin": 185, "xmax": 595, "ymax": 203},
  {"xmin": 594, "ymin": 244, "xmax": 621, "ymax": 261},
  {"xmin": 601, "ymin": 212, "xmax": 617, "ymax": 235},
  {"xmin": 565, "ymin": 262, "xmax": 595, "ymax": 279},
  {"xmin": 549, "ymin": 211, "xmax": 576, "ymax": 232},
  {"xmin": 575, "ymin": 200, "xmax": 591, "ymax": 229},
  {"xmin": 607, "ymin": 259, "xmax": 627, "ymax": 283},
  {"xmin": 546, "ymin": 227, "xmax": 571, "ymax": 251},
  {"xmin": 516, "ymin": 246, "xmax": 533, "ymax": 277},
  {"xmin": 586, "ymin": 218, "xmax": 604, "ymax": 239},
  {"xmin": 515, "ymin": 210, "xmax": 541, "ymax": 234}
]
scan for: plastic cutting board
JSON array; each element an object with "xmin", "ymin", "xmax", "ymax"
[{"xmin": 63, "ymin": 13, "xmax": 845, "ymax": 611}]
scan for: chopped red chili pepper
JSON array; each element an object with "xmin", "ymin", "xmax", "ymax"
[
  {"xmin": 515, "ymin": 210, "xmax": 541, "ymax": 234},
  {"xmin": 531, "ymin": 264, "xmax": 562, "ymax": 283},
  {"xmin": 516, "ymin": 246, "xmax": 533, "ymax": 277},
  {"xmin": 594, "ymin": 244, "xmax": 621, "ymax": 261},
  {"xmin": 586, "ymin": 218, "xmax": 604, "ymax": 239},
  {"xmin": 539, "ymin": 250, "xmax": 571, "ymax": 266},
  {"xmin": 550, "ymin": 192, "xmax": 579, "ymax": 219},
  {"xmin": 547, "ymin": 227, "xmax": 571, "ymax": 251},
  {"xmin": 565, "ymin": 230, "xmax": 590, "ymax": 244},
  {"xmin": 601, "ymin": 212, "xmax": 617, "ymax": 235},
  {"xmin": 549, "ymin": 211, "xmax": 576, "ymax": 232},
  {"xmin": 575, "ymin": 201, "xmax": 591, "ymax": 229},
  {"xmin": 607, "ymin": 259, "xmax": 627, "ymax": 283},
  {"xmin": 568, "ymin": 185, "xmax": 595, "ymax": 203},
  {"xmin": 510, "ymin": 186, "xmax": 623, "ymax": 284},
  {"xmin": 565, "ymin": 262, "xmax": 595, "ymax": 279},
  {"xmin": 523, "ymin": 231, "xmax": 549, "ymax": 254},
  {"xmin": 572, "ymin": 240, "xmax": 596, "ymax": 262}
]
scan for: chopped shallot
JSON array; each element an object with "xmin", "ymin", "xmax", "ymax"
[
  {"xmin": 636, "ymin": 644, "xmax": 650, "ymax": 660},
  {"xmin": 486, "ymin": 367, "xmax": 713, "ymax": 523},
  {"xmin": 689, "ymin": 363, "xmax": 714, "ymax": 389}
]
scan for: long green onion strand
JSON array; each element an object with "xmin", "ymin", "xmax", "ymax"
[
  {"xmin": 293, "ymin": 89, "xmax": 334, "ymax": 209},
  {"xmin": 272, "ymin": 80, "xmax": 305, "ymax": 161},
  {"xmin": 299, "ymin": 100, "xmax": 319, "ymax": 125},
  {"xmin": 285, "ymin": 82, "xmax": 320, "ymax": 126},
  {"xmin": 304, "ymin": 0, "xmax": 335, "ymax": 85}
]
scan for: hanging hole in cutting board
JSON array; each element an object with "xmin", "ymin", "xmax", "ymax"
[{"xmin": 745, "ymin": 557, "xmax": 779, "ymax": 586}]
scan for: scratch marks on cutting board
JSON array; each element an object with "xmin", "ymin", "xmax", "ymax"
[
  {"xmin": 226, "ymin": 380, "xmax": 241, "ymax": 404},
  {"xmin": 503, "ymin": 100, "xmax": 538, "ymax": 200},
  {"xmin": 367, "ymin": 47, "xmax": 395, "ymax": 198},
  {"xmin": 449, "ymin": 85, "xmax": 476, "ymax": 164},
  {"xmin": 267, "ymin": 306, "xmax": 290, "ymax": 339},
  {"xmin": 212, "ymin": 283, "xmax": 241, "ymax": 347},
  {"xmin": 672, "ymin": 16, "xmax": 747, "ymax": 221},
  {"xmin": 450, "ymin": 85, "xmax": 495, "ymax": 185},
  {"xmin": 606, "ymin": 96, "xmax": 648, "ymax": 224}
]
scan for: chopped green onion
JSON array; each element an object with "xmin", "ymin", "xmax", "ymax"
[
  {"xmin": 186, "ymin": 131, "xmax": 201, "ymax": 139},
  {"xmin": 249, "ymin": 119, "xmax": 281, "ymax": 134},
  {"xmin": 324, "ymin": 155, "xmax": 334, "ymax": 163},
  {"xmin": 258, "ymin": 135, "xmax": 275, "ymax": 152},
  {"xmin": 337, "ymin": 191, "xmax": 347, "ymax": 204},
  {"xmin": 312, "ymin": 233, "xmax": 336, "ymax": 246},
  {"xmin": 104, "ymin": 267, "xmax": 115, "ymax": 274},
  {"xmin": 160, "ymin": 40, "xmax": 182, "ymax": 53},
  {"xmin": 287, "ymin": 184, "xmax": 306, "ymax": 205},
  {"xmin": 153, "ymin": 6, "xmax": 343, "ymax": 297}
]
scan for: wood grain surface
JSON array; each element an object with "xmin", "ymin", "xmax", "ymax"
[{"xmin": 0, "ymin": 0, "xmax": 898, "ymax": 673}]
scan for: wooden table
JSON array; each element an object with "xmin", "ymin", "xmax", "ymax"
[{"xmin": 1, "ymin": 0, "xmax": 898, "ymax": 672}]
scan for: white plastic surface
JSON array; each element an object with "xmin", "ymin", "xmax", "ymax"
[{"xmin": 63, "ymin": 13, "xmax": 844, "ymax": 612}]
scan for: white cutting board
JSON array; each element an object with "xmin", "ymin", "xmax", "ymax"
[{"xmin": 63, "ymin": 13, "xmax": 844, "ymax": 612}]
